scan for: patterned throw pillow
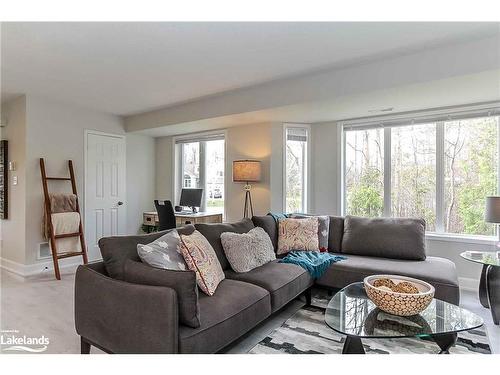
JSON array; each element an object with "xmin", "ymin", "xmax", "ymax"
[
  {"xmin": 137, "ymin": 229, "xmax": 187, "ymax": 270},
  {"xmin": 221, "ymin": 227, "xmax": 276, "ymax": 273},
  {"xmin": 289, "ymin": 214, "xmax": 330, "ymax": 251},
  {"xmin": 179, "ymin": 230, "xmax": 225, "ymax": 296},
  {"xmin": 277, "ymin": 217, "xmax": 319, "ymax": 255}
]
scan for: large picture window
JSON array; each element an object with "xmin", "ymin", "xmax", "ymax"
[
  {"xmin": 343, "ymin": 109, "xmax": 499, "ymax": 237},
  {"xmin": 285, "ymin": 126, "xmax": 309, "ymax": 213},
  {"xmin": 176, "ymin": 134, "xmax": 225, "ymax": 214}
]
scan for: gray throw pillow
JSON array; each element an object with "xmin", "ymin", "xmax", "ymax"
[
  {"xmin": 290, "ymin": 214, "xmax": 330, "ymax": 251},
  {"xmin": 137, "ymin": 230, "xmax": 187, "ymax": 270},
  {"xmin": 221, "ymin": 227, "xmax": 276, "ymax": 273},
  {"xmin": 123, "ymin": 259, "xmax": 200, "ymax": 328}
]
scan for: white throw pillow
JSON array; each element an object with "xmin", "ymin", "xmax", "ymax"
[
  {"xmin": 221, "ymin": 227, "xmax": 276, "ymax": 273},
  {"xmin": 137, "ymin": 229, "xmax": 188, "ymax": 271}
]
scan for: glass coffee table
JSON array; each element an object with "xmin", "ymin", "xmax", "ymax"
[
  {"xmin": 325, "ymin": 283, "xmax": 483, "ymax": 354},
  {"xmin": 460, "ymin": 251, "xmax": 500, "ymax": 325}
]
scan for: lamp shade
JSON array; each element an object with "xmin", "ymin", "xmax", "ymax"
[
  {"xmin": 485, "ymin": 196, "xmax": 500, "ymax": 223},
  {"xmin": 232, "ymin": 160, "xmax": 261, "ymax": 183}
]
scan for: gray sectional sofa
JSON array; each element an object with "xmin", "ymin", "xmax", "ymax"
[{"xmin": 75, "ymin": 215, "xmax": 460, "ymax": 354}]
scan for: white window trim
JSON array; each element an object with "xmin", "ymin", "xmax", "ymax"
[
  {"xmin": 283, "ymin": 123, "xmax": 311, "ymax": 213},
  {"xmin": 172, "ymin": 129, "xmax": 227, "ymax": 218},
  {"xmin": 340, "ymin": 102, "xmax": 500, "ymax": 241}
]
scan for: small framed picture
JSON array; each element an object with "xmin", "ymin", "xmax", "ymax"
[{"xmin": 0, "ymin": 140, "xmax": 8, "ymax": 219}]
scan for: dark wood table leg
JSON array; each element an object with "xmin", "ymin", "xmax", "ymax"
[
  {"xmin": 342, "ymin": 336, "xmax": 365, "ymax": 354},
  {"xmin": 479, "ymin": 264, "xmax": 490, "ymax": 308},
  {"xmin": 432, "ymin": 333, "xmax": 457, "ymax": 354},
  {"xmin": 486, "ymin": 265, "xmax": 500, "ymax": 325},
  {"xmin": 81, "ymin": 337, "xmax": 91, "ymax": 354}
]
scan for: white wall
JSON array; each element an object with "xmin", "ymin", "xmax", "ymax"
[
  {"xmin": 126, "ymin": 134, "xmax": 156, "ymax": 234},
  {"xmin": 155, "ymin": 136, "xmax": 174, "ymax": 201},
  {"xmin": 310, "ymin": 122, "xmax": 339, "ymax": 215},
  {"xmin": 1, "ymin": 94, "xmax": 156, "ymax": 273}
]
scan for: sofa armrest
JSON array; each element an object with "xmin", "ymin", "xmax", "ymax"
[{"xmin": 75, "ymin": 265, "xmax": 179, "ymax": 353}]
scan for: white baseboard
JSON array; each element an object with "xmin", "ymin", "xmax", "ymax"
[
  {"xmin": 459, "ymin": 277, "xmax": 480, "ymax": 292},
  {"xmin": 0, "ymin": 256, "xmax": 84, "ymax": 278}
]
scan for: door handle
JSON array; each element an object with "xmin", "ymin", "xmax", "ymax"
[{"xmin": 117, "ymin": 201, "xmax": 124, "ymax": 206}]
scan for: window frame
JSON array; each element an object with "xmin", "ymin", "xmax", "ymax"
[
  {"xmin": 340, "ymin": 103, "xmax": 500, "ymax": 240},
  {"xmin": 283, "ymin": 123, "xmax": 311, "ymax": 213},
  {"xmin": 173, "ymin": 130, "xmax": 227, "ymax": 217}
]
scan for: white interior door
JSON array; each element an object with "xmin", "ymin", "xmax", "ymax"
[{"xmin": 85, "ymin": 131, "xmax": 126, "ymax": 261}]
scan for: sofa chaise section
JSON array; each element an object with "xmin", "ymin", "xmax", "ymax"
[{"xmin": 315, "ymin": 254, "xmax": 460, "ymax": 304}]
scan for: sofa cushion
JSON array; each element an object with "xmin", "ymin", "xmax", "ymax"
[
  {"xmin": 277, "ymin": 217, "xmax": 319, "ymax": 255},
  {"xmin": 195, "ymin": 218, "xmax": 255, "ymax": 270},
  {"xmin": 221, "ymin": 227, "xmax": 276, "ymax": 273},
  {"xmin": 252, "ymin": 215, "xmax": 278, "ymax": 251},
  {"xmin": 225, "ymin": 260, "xmax": 314, "ymax": 312},
  {"xmin": 328, "ymin": 216, "xmax": 344, "ymax": 253},
  {"xmin": 315, "ymin": 254, "xmax": 459, "ymax": 304},
  {"xmin": 99, "ymin": 225, "xmax": 195, "ymax": 280},
  {"xmin": 341, "ymin": 216, "xmax": 426, "ymax": 260},
  {"xmin": 179, "ymin": 230, "xmax": 225, "ymax": 296},
  {"xmin": 123, "ymin": 259, "xmax": 200, "ymax": 328},
  {"xmin": 178, "ymin": 279, "xmax": 271, "ymax": 353}
]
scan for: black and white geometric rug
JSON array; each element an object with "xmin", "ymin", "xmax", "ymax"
[{"xmin": 249, "ymin": 291, "xmax": 491, "ymax": 354}]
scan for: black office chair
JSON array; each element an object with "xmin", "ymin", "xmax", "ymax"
[{"xmin": 154, "ymin": 200, "xmax": 176, "ymax": 231}]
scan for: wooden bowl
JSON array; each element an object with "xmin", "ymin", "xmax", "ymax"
[{"xmin": 364, "ymin": 275, "xmax": 435, "ymax": 316}]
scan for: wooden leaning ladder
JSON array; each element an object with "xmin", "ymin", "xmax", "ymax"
[{"xmin": 40, "ymin": 158, "xmax": 88, "ymax": 280}]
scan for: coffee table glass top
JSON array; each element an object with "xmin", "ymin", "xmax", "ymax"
[
  {"xmin": 460, "ymin": 251, "xmax": 500, "ymax": 267},
  {"xmin": 325, "ymin": 283, "xmax": 483, "ymax": 339}
]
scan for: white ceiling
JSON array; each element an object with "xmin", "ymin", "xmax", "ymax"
[{"xmin": 2, "ymin": 22, "xmax": 499, "ymax": 116}]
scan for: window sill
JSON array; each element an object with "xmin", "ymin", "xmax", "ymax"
[{"xmin": 425, "ymin": 232, "xmax": 497, "ymax": 245}]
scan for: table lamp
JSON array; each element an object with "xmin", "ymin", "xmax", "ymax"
[
  {"xmin": 485, "ymin": 196, "xmax": 500, "ymax": 248},
  {"xmin": 233, "ymin": 160, "xmax": 261, "ymax": 218}
]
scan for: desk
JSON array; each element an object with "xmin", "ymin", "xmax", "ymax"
[{"xmin": 143, "ymin": 211, "xmax": 223, "ymax": 229}]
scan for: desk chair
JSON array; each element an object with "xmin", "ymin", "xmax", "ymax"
[{"xmin": 154, "ymin": 200, "xmax": 176, "ymax": 231}]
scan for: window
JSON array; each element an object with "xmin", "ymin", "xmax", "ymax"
[
  {"xmin": 391, "ymin": 124, "xmax": 436, "ymax": 231},
  {"xmin": 177, "ymin": 134, "xmax": 225, "ymax": 214},
  {"xmin": 444, "ymin": 117, "xmax": 499, "ymax": 236},
  {"xmin": 345, "ymin": 127, "xmax": 384, "ymax": 217},
  {"xmin": 285, "ymin": 126, "xmax": 309, "ymax": 213},
  {"xmin": 343, "ymin": 108, "xmax": 499, "ymax": 237}
]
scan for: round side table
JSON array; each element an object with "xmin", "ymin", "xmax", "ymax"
[{"xmin": 460, "ymin": 251, "xmax": 500, "ymax": 325}]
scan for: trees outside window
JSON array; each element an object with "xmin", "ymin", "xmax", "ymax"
[
  {"xmin": 343, "ymin": 113, "xmax": 499, "ymax": 237},
  {"xmin": 345, "ymin": 128, "xmax": 384, "ymax": 217},
  {"xmin": 444, "ymin": 117, "xmax": 498, "ymax": 236},
  {"xmin": 391, "ymin": 124, "xmax": 436, "ymax": 231}
]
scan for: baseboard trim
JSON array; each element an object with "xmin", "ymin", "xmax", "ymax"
[
  {"xmin": 0, "ymin": 256, "xmax": 85, "ymax": 278},
  {"xmin": 459, "ymin": 277, "xmax": 480, "ymax": 292}
]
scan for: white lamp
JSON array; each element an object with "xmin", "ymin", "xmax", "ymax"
[{"xmin": 485, "ymin": 196, "xmax": 500, "ymax": 248}]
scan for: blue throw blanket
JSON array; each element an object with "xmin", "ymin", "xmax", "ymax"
[
  {"xmin": 279, "ymin": 251, "xmax": 346, "ymax": 279},
  {"xmin": 267, "ymin": 212, "xmax": 289, "ymax": 222}
]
